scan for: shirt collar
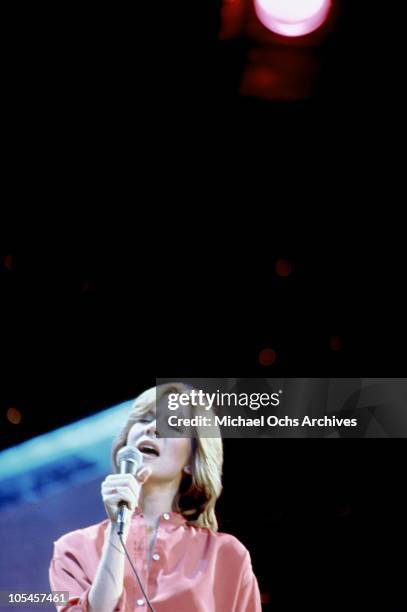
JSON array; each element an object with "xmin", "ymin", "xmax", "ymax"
[{"xmin": 132, "ymin": 506, "xmax": 187, "ymax": 526}]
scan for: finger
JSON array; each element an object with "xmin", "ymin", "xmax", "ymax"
[
  {"xmin": 136, "ymin": 467, "xmax": 152, "ymax": 484},
  {"xmin": 105, "ymin": 474, "xmax": 137, "ymax": 483},
  {"xmin": 102, "ymin": 487, "xmax": 118, "ymax": 495},
  {"xmin": 103, "ymin": 487, "xmax": 132, "ymax": 497},
  {"xmin": 103, "ymin": 478, "xmax": 139, "ymax": 496},
  {"xmin": 115, "ymin": 485, "xmax": 137, "ymax": 502},
  {"xmin": 105, "ymin": 492, "xmax": 136, "ymax": 510},
  {"xmin": 112, "ymin": 479, "xmax": 139, "ymax": 498},
  {"xmin": 136, "ymin": 467, "xmax": 148, "ymax": 481},
  {"xmin": 137, "ymin": 466, "xmax": 152, "ymax": 477},
  {"xmin": 104, "ymin": 496, "xmax": 134, "ymax": 513},
  {"xmin": 102, "ymin": 478, "xmax": 138, "ymax": 491}
]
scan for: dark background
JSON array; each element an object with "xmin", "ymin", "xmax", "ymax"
[{"xmin": 1, "ymin": 1, "xmax": 406, "ymax": 610}]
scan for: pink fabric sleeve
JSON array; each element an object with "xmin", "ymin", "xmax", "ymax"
[
  {"xmin": 49, "ymin": 546, "xmax": 126, "ymax": 611},
  {"xmin": 236, "ymin": 551, "xmax": 262, "ymax": 612}
]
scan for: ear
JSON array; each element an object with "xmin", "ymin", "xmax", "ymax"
[{"xmin": 183, "ymin": 464, "xmax": 192, "ymax": 475}]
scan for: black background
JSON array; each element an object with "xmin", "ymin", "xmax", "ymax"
[{"xmin": 1, "ymin": 1, "xmax": 406, "ymax": 610}]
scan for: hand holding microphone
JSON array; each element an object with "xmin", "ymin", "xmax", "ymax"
[{"xmin": 101, "ymin": 446, "xmax": 152, "ymax": 537}]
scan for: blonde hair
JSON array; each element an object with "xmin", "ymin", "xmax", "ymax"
[{"xmin": 111, "ymin": 383, "xmax": 223, "ymax": 531}]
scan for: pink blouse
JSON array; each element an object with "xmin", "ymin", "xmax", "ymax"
[{"xmin": 49, "ymin": 508, "xmax": 262, "ymax": 611}]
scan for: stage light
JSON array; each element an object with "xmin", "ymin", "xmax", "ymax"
[
  {"xmin": 254, "ymin": 0, "xmax": 332, "ymax": 37},
  {"xmin": 259, "ymin": 348, "xmax": 277, "ymax": 366},
  {"xmin": 329, "ymin": 336, "xmax": 343, "ymax": 351},
  {"xmin": 6, "ymin": 407, "xmax": 21, "ymax": 425},
  {"xmin": 0, "ymin": 399, "xmax": 134, "ymax": 511},
  {"xmin": 276, "ymin": 259, "xmax": 292, "ymax": 277}
]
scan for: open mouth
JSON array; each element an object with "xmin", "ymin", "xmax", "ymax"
[{"xmin": 137, "ymin": 441, "xmax": 160, "ymax": 458}]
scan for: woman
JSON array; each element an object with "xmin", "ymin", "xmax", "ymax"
[{"xmin": 49, "ymin": 383, "xmax": 261, "ymax": 611}]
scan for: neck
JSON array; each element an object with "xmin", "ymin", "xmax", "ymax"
[{"xmin": 139, "ymin": 479, "xmax": 180, "ymax": 528}]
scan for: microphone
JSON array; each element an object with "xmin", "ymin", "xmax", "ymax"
[{"xmin": 115, "ymin": 445, "xmax": 143, "ymax": 536}]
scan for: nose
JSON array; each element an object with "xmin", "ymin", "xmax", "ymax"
[{"xmin": 144, "ymin": 419, "xmax": 158, "ymax": 437}]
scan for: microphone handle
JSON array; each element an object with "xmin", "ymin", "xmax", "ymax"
[
  {"xmin": 116, "ymin": 502, "xmax": 130, "ymax": 536},
  {"xmin": 116, "ymin": 457, "xmax": 140, "ymax": 535}
]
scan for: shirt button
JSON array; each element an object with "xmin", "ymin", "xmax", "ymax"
[
  {"xmin": 136, "ymin": 599, "xmax": 144, "ymax": 606},
  {"xmin": 152, "ymin": 553, "xmax": 160, "ymax": 561},
  {"xmin": 163, "ymin": 512, "xmax": 170, "ymax": 520}
]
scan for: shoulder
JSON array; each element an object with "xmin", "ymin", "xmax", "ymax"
[
  {"xmin": 188, "ymin": 525, "xmax": 251, "ymax": 562},
  {"xmin": 52, "ymin": 519, "xmax": 109, "ymax": 557},
  {"xmin": 213, "ymin": 530, "xmax": 251, "ymax": 558}
]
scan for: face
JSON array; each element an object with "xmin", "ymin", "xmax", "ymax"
[{"xmin": 126, "ymin": 411, "xmax": 193, "ymax": 485}]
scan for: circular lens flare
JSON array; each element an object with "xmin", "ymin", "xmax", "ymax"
[
  {"xmin": 259, "ymin": 348, "xmax": 277, "ymax": 366},
  {"xmin": 254, "ymin": 0, "xmax": 332, "ymax": 37},
  {"xmin": 7, "ymin": 407, "xmax": 22, "ymax": 425}
]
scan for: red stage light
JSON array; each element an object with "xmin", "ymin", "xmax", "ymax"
[
  {"xmin": 7, "ymin": 407, "xmax": 22, "ymax": 425},
  {"xmin": 275, "ymin": 259, "xmax": 292, "ymax": 277},
  {"xmin": 259, "ymin": 348, "xmax": 277, "ymax": 366}
]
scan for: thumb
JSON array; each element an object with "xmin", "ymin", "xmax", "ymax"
[{"xmin": 136, "ymin": 466, "xmax": 152, "ymax": 484}]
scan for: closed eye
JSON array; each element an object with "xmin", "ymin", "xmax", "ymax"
[{"xmin": 138, "ymin": 415, "xmax": 155, "ymax": 424}]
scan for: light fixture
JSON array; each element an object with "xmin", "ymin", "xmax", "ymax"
[{"xmin": 254, "ymin": 0, "xmax": 332, "ymax": 37}]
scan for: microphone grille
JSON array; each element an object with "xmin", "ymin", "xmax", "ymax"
[{"xmin": 116, "ymin": 445, "xmax": 143, "ymax": 471}]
